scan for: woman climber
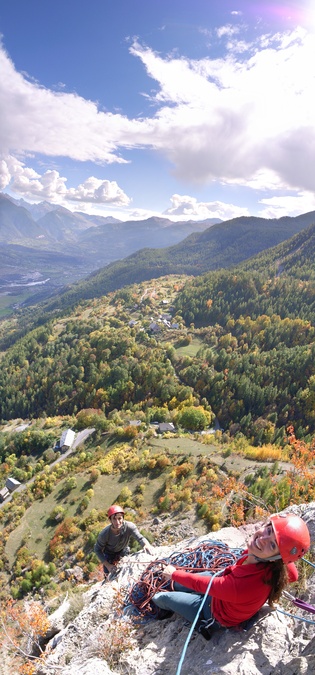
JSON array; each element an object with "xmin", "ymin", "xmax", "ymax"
[{"xmin": 152, "ymin": 513, "xmax": 311, "ymax": 637}]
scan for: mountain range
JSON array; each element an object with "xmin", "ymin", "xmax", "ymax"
[
  {"xmin": 0, "ymin": 193, "xmax": 220, "ymax": 303},
  {"xmin": 0, "ymin": 192, "xmax": 220, "ymax": 255},
  {"xmin": 1, "ymin": 191, "xmax": 315, "ymax": 314},
  {"xmin": 37, "ymin": 210, "xmax": 315, "ymax": 313}
]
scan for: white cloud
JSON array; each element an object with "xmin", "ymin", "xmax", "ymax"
[
  {"xmin": 164, "ymin": 194, "xmax": 249, "ymax": 220},
  {"xmin": 258, "ymin": 191, "xmax": 315, "ymax": 219},
  {"xmin": 0, "ymin": 47, "xmax": 133, "ymax": 164},
  {"xmin": 216, "ymin": 25, "xmax": 240, "ymax": 39},
  {"xmin": 67, "ymin": 177, "xmax": 131, "ymax": 205},
  {"xmin": 129, "ymin": 28, "xmax": 315, "ymax": 192},
  {"xmin": 0, "ymin": 156, "xmax": 130, "ymax": 206}
]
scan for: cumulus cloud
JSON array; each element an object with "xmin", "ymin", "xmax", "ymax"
[
  {"xmin": 0, "ymin": 156, "xmax": 130, "ymax": 206},
  {"xmin": 67, "ymin": 177, "xmax": 131, "ymax": 205},
  {"xmin": 164, "ymin": 194, "xmax": 249, "ymax": 220}
]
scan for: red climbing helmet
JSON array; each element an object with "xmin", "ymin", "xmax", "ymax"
[
  {"xmin": 270, "ymin": 513, "xmax": 310, "ymax": 563},
  {"xmin": 108, "ymin": 504, "xmax": 125, "ymax": 519}
]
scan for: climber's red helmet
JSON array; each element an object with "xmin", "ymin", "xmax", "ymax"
[
  {"xmin": 108, "ymin": 504, "xmax": 125, "ymax": 520},
  {"xmin": 270, "ymin": 513, "xmax": 310, "ymax": 563}
]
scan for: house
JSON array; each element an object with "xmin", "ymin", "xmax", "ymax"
[
  {"xmin": 148, "ymin": 322, "xmax": 161, "ymax": 333},
  {"xmin": 0, "ymin": 487, "xmax": 10, "ymax": 502},
  {"xmin": 5, "ymin": 477, "xmax": 21, "ymax": 492},
  {"xmin": 157, "ymin": 422, "xmax": 176, "ymax": 433},
  {"xmin": 59, "ymin": 429, "xmax": 75, "ymax": 452},
  {"xmin": 161, "ymin": 313, "xmax": 173, "ymax": 322},
  {"xmin": 128, "ymin": 420, "xmax": 142, "ymax": 427}
]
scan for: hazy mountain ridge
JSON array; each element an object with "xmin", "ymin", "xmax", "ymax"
[
  {"xmin": 0, "ymin": 194, "xmax": 221, "ymax": 303},
  {"xmin": 0, "ymin": 194, "xmax": 48, "ymax": 242},
  {"xmin": 33, "ymin": 210, "xmax": 315, "ymax": 314},
  {"xmin": 1, "ymin": 193, "xmax": 221, "ymax": 250},
  {"xmin": 1, "ymin": 189, "xmax": 315, "ymax": 327}
]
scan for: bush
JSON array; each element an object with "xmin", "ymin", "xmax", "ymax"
[
  {"xmin": 49, "ymin": 506, "xmax": 66, "ymax": 522},
  {"xmin": 89, "ymin": 468, "xmax": 101, "ymax": 483},
  {"xmin": 63, "ymin": 593, "xmax": 85, "ymax": 625},
  {"xmin": 64, "ymin": 477, "xmax": 77, "ymax": 492}
]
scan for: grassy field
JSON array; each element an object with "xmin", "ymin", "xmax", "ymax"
[
  {"xmin": 174, "ymin": 337, "xmax": 203, "ymax": 357},
  {"xmin": 0, "ymin": 292, "xmax": 26, "ymax": 317},
  {"xmin": 5, "ymin": 469, "xmax": 165, "ymax": 565},
  {"xmin": 147, "ymin": 435, "xmax": 288, "ymax": 479},
  {"xmin": 148, "ymin": 436, "xmax": 214, "ymax": 456}
]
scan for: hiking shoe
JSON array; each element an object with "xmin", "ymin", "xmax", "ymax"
[
  {"xmin": 157, "ymin": 609, "xmax": 174, "ymax": 620},
  {"xmin": 197, "ymin": 625, "xmax": 213, "ymax": 641},
  {"xmin": 195, "ymin": 619, "xmax": 214, "ymax": 641}
]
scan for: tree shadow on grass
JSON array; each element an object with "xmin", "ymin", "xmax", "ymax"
[{"xmin": 80, "ymin": 480, "xmax": 93, "ymax": 492}]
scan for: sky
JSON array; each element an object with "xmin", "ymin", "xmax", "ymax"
[{"xmin": 1, "ymin": 0, "xmax": 315, "ymax": 223}]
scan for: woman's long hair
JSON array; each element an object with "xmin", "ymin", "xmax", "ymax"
[{"xmin": 264, "ymin": 560, "xmax": 288, "ymax": 606}]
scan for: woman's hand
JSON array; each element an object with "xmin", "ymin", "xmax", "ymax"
[{"xmin": 162, "ymin": 564, "xmax": 176, "ymax": 581}]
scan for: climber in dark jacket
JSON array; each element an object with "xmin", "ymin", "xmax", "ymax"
[{"xmin": 94, "ymin": 504, "xmax": 154, "ymax": 577}]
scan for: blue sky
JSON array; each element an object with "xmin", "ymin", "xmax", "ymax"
[{"xmin": 1, "ymin": 0, "xmax": 315, "ymax": 222}]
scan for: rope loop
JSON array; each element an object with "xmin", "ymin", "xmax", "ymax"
[{"xmin": 127, "ymin": 539, "xmax": 244, "ymax": 618}]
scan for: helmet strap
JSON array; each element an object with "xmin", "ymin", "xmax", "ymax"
[{"xmin": 253, "ymin": 553, "xmax": 282, "ymax": 562}]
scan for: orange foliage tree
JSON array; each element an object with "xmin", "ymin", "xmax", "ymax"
[{"xmin": 1, "ymin": 598, "xmax": 50, "ymax": 674}]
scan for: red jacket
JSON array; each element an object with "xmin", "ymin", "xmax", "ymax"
[{"xmin": 172, "ymin": 553, "xmax": 298, "ymax": 627}]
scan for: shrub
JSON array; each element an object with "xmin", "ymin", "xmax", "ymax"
[
  {"xmin": 89, "ymin": 468, "xmax": 101, "ymax": 483},
  {"xmin": 155, "ymin": 454, "xmax": 171, "ymax": 469},
  {"xmin": 49, "ymin": 506, "xmax": 66, "ymax": 522},
  {"xmin": 63, "ymin": 593, "xmax": 85, "ymax": 626},
  {"xmin": 64, "ymin": 477, "xmax": 77, "ymax": 492}
]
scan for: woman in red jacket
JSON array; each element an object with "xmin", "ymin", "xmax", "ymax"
[{"xmin": 152, "ymin": 513, "xmax": 310, "ymax": 635}]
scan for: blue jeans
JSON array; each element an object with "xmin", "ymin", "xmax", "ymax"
[
  {"xmin": 103, "ymin": 547, "xmax": 130, "ymax": 574},
  {"xmin": 152, "ymin": 573, "xmax": 217, "ymax": 625}
]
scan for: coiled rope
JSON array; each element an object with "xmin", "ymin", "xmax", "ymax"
[{"xmin": 127, "ymin": 539, "xmax": 244, "ymax": 618}]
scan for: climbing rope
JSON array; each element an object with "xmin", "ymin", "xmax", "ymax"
[
  {"xmin": 175, "ymin": 569, "xmax": 222, "ymax": 675},
  {"xmin": 126, "ymin": 539, "xmax": 244, "ymax": 618}
]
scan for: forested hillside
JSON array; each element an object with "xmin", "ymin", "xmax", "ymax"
[
  {"xmin": 2, "ymin": 251, "xmax": 315, "ymax": 672},
  {"xmin": 0, "ymin": 240, "xmax": 315, "ymax": 443},
  {"xmin": 33, "ymin": 210, "xmax": 315, "ymax": 311},
  {"xmin": 2, "ymin": 210, "xmax": 315, "ymax": 352}
]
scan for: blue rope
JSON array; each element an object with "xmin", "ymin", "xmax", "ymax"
[
  {"xmin": 302, "ymin": 556, "xmax": 315, "ymax": 569},
  {"xmin": 175, "ymin": 569, "xmax": 222, "ymax": 675},
  {"xmin": 276, "ymin": 607, "xmax": 315, "ymax": 625}
]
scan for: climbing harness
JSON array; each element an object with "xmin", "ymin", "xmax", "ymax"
[{"xmin": 126, "ymin": 539, "xmax": 244, "ymax": 618}]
